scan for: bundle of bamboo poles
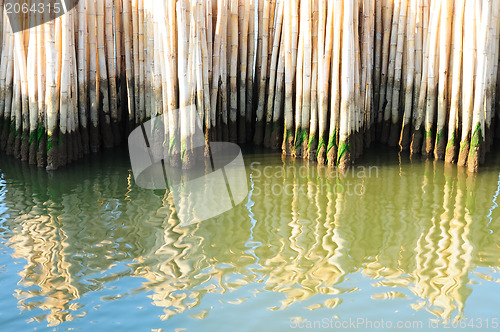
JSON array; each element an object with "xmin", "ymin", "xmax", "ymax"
[{"xmin": 0, "ymin": 0, "xmax": 499, "ymax": 172}]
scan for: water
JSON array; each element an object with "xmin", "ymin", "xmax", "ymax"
[{"xmin": 0, "ymin": 146, "xmax": 500, "ymax": 331}]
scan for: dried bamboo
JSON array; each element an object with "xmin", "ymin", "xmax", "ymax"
[
  {"xmin": 229, "ymin": 0, "xmax": 238, "ymax": 142},
  {"xmin": 263, "ymin": 0, "xmax": 283, "ymax": 148},
  {"xmin": 253, "ymin": 0, "xmax": 269, "ymax": 145},
  {"xmin": 445, "ymin": 0, "xmax": 465, "ymax": 163},
  {"xmin": 337, "ymin": 0, "xmax": 354, "ymax": 170},
  {"xmin": 326, "ymin": 0, "xmax": 343, "ymax": 166},
  {"xmin": 388, "ymin": 0, "xmax": 407, "ymax": 147},
  {"xmin": 238, "ymin": 0, "xmax": 249, "ymax": 143},
  {"xmin": 434, "ymin": 0, "xmax": 452, "ymax": 160}
]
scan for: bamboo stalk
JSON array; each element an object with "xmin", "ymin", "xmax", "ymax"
[
  {"xmin": 388, "ymin": 0, "xmax": 407, "ymax": 147},
  {"xmin": 45, "ymin": 16, "xmax": 59, "ymax": 170},
  {"xmin": 299, "ymin": 0, "xmax": 312, "ymax": 157},
  {"xmin": 36, "ymin": 8, "xmax": 47, "ymax": 167},
  {"xmin": 292, "ymin": 1, "xmax": 304, "ymax": 157},
  {"xmin": 270, "ymin": 27, "xmax": 285, "ymax": 150},
  {"xmin": 77, "ymin": 0, "xmax": 89, "ymax": 154},
  {"xmin": 246, "ymin": 0, "xmax": 256, "ymax": 141},
  {"xmin": 326, "ymin": 0, "xmax": 343, "ymax": 166},
  {"xmin": 0, "ymin": 17, "xmax": 13, "ymax": 152},
  {"xmin": 27, "ymin": 21, "xmax": 38, "ymax": 164},
  {"xmin": 445, "ymin": 0, "xmax": 465, "ymax": 163},
  {"xmin": 263, "ymin": 0, "xmax": 283, "ymax": 148},
  {"xmin": 410, "ymin": 0, "xmax": 432, "ymax": 155},
  {"xmin": 308, "ymin": 0, "xmax": 319, "ymax": 160},
  {"xmin": 380, "ymin": 0, "xmax": 401, "ymax": 144},
  {"xmin": 122, "ymin": 0, "xmax": 135, "ymax": 133},
  {"xmin": 106, "ymin": 0, "xmax": 121, "ymax": 144},
  {"xmin": 88, "ymin": 0, "xmax": 101, "ymax": 153},
  {"xmin": 253, "ymin": 0, "xmax": 269, "ymax": 146},
  {"xmin": 283, "ymin": 0, "xmax": 294, "ymax": 155},
  {"xmin": 337, "ymin": 0, "xmax": 354, "ymax": 170},
  {"xmin": 468, "ymin": 0, "xmax": 492, "ymax": 173},
  {"xmin": 96, "ymin": 0, "xmax": 114, "ymax": 149},
  {"xmin": 422, "ymin": 0, "xmax": 441, "ymax": 156},
  {"xmin": 377, "ymin": 0, "xmax": 394, "ymax": 139},
  {"xmin": 238, "ymin": 0, "xmax": 249, "ymax": 143},
  {"xmin": 434, "ymin": 0, "xmax": 452, "ymax": 160},
  {"xmin": 316, "ymin": 0, "xmax": 333, "ymax": 164},
  {"xmin": 229, "ymin": 0, "xmax": 238, "ymax": 142}
]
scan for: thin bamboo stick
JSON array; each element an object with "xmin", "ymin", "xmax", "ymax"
[
  {"xmin": 337, "ymin": 0, "xmax": 354, "ymax": 170},
  {"xmin": 238, "ymin": 0, "xmax": 249, "ymax": 143},
  {"xmin": 308, "ymin": 0, "xmax": 319, "ymax": 160},
  {"xmin": 283, "ymin": 0, "xmax": 294, "ymax": 155},
  {"xmin": 388, "ymin": 0, "xmax": 407, "ymax": 147},
  {"xmin": 229, "ymin": 0, "xmax": 238, "ymax": 142},
  {"xmin": 326, "ymin": 0, "xmax": 343, "ymax": 166},
  {"xmin": 253, "ymin": 0, "xmax": 269, "ymax": 145},
  {"xmin": 422, "ymin": 0, "xmax": 442, "ymax": 156},
  {"xmin": 380, "ymin": 0, "xmax": 401, "ymax": 144},
  {"xmin": 97, "ymin": 0, "xmax": 114, "ymax": 149},
  {"xmin": 264, "ymin": 0, "xmax": 283, "ymax": 148},
  {"xmin": 317, "ymin": 0, "xmax": 333, "ymax": 164},
  {"xmin": 434, "ymin": 0, "xmax": 452, "ymax": 160},
  {"xmin": 468, "ymin": 0, "xmax": 492, "ymax": 172},
  {"xmin": 445, "ymin": 0, "xmax": 465, "ymax": 163}
]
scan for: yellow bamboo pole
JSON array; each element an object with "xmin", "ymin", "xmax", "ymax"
[
  {"xmin": 263, "ymin": 0, "xmax": 283, "ymax": 148},
  {"xmin": 445, "ymin": 0, "xmax": 465, "ymax": 163},
  {"xmin": 254, "ymin": 0, "xmax": 269, "ymax": 146},
  {"xmin": 238, "ymin": 0, "xmax": 249, "ymax": 143}
]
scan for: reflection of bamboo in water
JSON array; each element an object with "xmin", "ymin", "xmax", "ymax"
[{"xmin": 2, "ymin": 154, "xmax": 500, "ymax": 324}]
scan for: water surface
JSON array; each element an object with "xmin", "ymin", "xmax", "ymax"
[{"xmin": 0, "ymin": 147, "xmax": 499, "ymax": 331}]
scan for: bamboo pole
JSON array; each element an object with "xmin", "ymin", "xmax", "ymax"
[
  {"xmin": 254, "ymin": 0, "xmax": 269, "ymax": 146},
  {"xmin": 422, "ymin": 0, "xmax": 441, "ymax": 156},
  {"xmin": 434, "ymin": 0, "xmax": 452, "ymax": 160},
  {"xmin": 0, "ymin": 17, "xmax": 13, "ymax": 152},
  {"xmin": 246, "ymin": 0, "xmax": 256, "ymax": 142},
  {"xmin": 36, "ymin": 5, "xmax": 47, "ymax": 167},
  {"xmin": 337, "ymin": 0, "xmax": 354, "ymax": 170},
  {"xmin": 106, "ymin": 0, "xmax": 121, "ymax": 144},
  {"xmin": 326, "ymin": 0, "xmax": 343, "ymax": 166},
  {"xmin": 27, "ymin": 21, "xmax": 38, "ymax": 164},
  {"xmin": 45, "ymin": 16, "xmax": 59, "ymax": 170},
  {"xmin": 308, "ymin": 0, "xmax": 319, "ymax": 160},
  {"xmin": 96, "ymin": 0, "xmax": 114, "ymax": 149},
  {"xmin": 229, "ymin": 0, "xmax": 238, "ymax": 142},
  {"xmin": 468, "ymin": 0, "xmax": 492, "ymax": 173},
  {"xmin": 316, "ymin": 0, "xmax": 333, "ymax": 164},
  {"xmin": 270, "ymin": 27, "xmax": 285, "ymax": 150},
  {"xmin": 300, "ymin": 0, "xmax": 312, "ymax": 157},
  {"xmin": 283, "ymin": 0, "xmax": 294, "ymax": 155},
  {"xmin": 238, "ymin": 0, "xmax": 249, "ymax": 143},
  {"xmin": 377, "ymin": 0, "xmax": 394, "ymax": 139},
  {"xmin": 400, "ymin": 0, "xmax": 418, "ymax": 151},
  {"xmin": 263, "ymin": 0, "xmax": 283, "ymax": 148},
  {"xmin": 388, "ymin": 0, "xmax": 407, "ymax": 147},
  {"xmin": 410, "ymin": 0, "xmax": 432, "ymax": 155},
  {"xmin": 88, "ymin": 0, "xmax": 101, "ymax": 153},
  {"xmin": 380, "ymin": 0, "xmax": 400, "ymax": 144},
  {"xmin": 445, "ymin": 0, "xmax": 465, "ymax": 163},
  {"xmin": 77, "ymin": 0, "xmax": 89, "ymax": 154},
  {"xmin": 292, "ymin": 1, "xmax": 304, "ymax": 157}
]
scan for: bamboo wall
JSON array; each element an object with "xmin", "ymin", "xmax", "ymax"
[{"xmin": 0, "ymin": 0, "xmax": 499, "ymax": 172}]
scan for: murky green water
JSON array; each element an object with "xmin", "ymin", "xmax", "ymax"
[{"xmin": 0, "ymin": 146, "xmax": 500, "ymax": 331}]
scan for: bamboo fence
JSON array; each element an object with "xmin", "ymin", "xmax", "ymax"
[{"xmin": 0, "ymin": 0, "xmax": 499, "ymax": 172}]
